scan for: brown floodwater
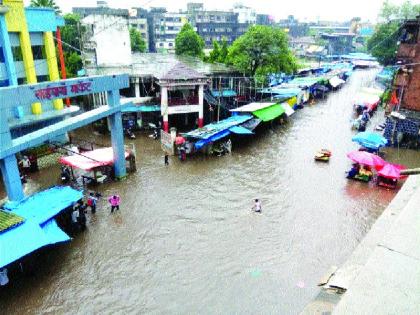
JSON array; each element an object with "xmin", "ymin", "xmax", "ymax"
[{"xmin": 1, "ymin": 69, "xmax": 420, "ymax": 314}]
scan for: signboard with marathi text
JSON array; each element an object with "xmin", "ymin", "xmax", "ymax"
[{"xmin": 161, "ymin": 130, "xmax": 174, "ymax": 155}]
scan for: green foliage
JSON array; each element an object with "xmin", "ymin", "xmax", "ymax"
[
  {"xmin": 227, "ymin": 25, "xmax": 297, "ymax": 76},
  {"xmin": 379, "ymin": 0, "xmax": 420, "ymax": 21},
  {"xmin": 368, "ymin": 0, "xmax": 420, "ymax": 66},
  {"xmin": 59, "ymin": 14, "xmax": 85, "ymax": 78},
  {"xmin": 129, "ymin": 28, "xmax": 147, "ymax": 53},
  {"xmin": 175, "ymin": 23, "xmax": 205, "ymax": 57},
  {"xmin": 208, "ymin": 38, "xmax": 229, "ymax": 63},
  {"xmin": 367, "ymin": 22, "xmax": 399, "ymax": 66},
  {"xmin": 30, "ymin": 0, "xmax": 61, "ymax": 14},
  {"xmin": 64, "ymin": 52, "xmax": 83, "ymax": 78}
]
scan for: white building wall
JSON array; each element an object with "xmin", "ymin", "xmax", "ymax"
[
  {"xmin": 232, "ymin": 4, "xmax": 256, "ymax": 24},
  {"xmin": 83, "ymin": 14, "xmax": 132, "ymax": 66}
]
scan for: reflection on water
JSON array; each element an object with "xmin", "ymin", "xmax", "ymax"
[{"xmin": 1, "ymin": 69, "xmax": 420, "ymax": 314}]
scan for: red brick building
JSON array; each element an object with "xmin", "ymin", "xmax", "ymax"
[{"xmin": 394, "ymin": 15, "xmax": 420, "ymax": 111}]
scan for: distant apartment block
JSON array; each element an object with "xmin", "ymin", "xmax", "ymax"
[
  {"xmin": 129, "ymin": 8, "xmax": 149, "ymax": 51},
  {"xmin": 73, "ymin": 3, "xmax": 131, "ymax": 66}
]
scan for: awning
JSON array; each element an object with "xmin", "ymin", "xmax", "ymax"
[
  {"xmin": 0, "ymin": 219, "xmax": 70, "ymax": 269},
  {"xmin": 252, "ymin": 104, "xmax": 285, "ymax": 122},
  {"xmin": 230, "ymin": 102, "xmax": 277, "ymax": 113},
  {"xmin": 41, "ymin": 219, "xmax": 71, "ymax": 244},
  {"xmin": 280, "ymin": 103, "xmax": 295, "ymax": 117},
  {"xmin": 195, "ymin": 129, "xmax": 231, "ymax": 150},
  {"xmin": 122, "ymin": 105, "xmax": 161, "ymax": 113},
  {"xmin": 211, "ymin": 90, "xmax": 237, "ymax": 97},
  {"xmin": 59, "ymin": 147, "xmax": 130, "ymax": 171},
  {"xmin": 0, "ymin": 186, "xmax": 81, "ymax": 269},
  {"xmin": 229, "ymin": 126, "xmax": 254, "ymax": 135},
  {"xmin": 4, "ymin": 186, "xmax": 83, "ymax": 225},
  {"xmin": 240, "ymin": 118, "xmax": 261, "ymax": 131},
  {"xmin": 329, "ymin": 76, "xmax": 345, "ymax": 88}
]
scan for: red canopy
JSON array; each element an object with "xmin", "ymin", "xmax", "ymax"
[
  {"xmin": 347, "ymin": 151, "xmax": 386, "ymax": 170},
  {"xmin": 59, "ymin": 147, "xmax": 129, "ymax": 171},
  {"xmin": 378, "ymin": 163, "xmax": 406, "ymax": 179}
]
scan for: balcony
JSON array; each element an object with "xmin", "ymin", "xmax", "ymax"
[{"xmin": 167, "ymin": 96, "xmax": 199, "ymax": 106}]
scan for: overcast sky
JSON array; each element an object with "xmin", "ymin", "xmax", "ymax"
[{"xmin": 24, "ymin": 0, "xmax": 409, "ymax": 22}]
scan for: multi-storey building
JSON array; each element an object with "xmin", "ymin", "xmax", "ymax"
[
  {"xmin": 0, "ymin": 0, "xmax": 76, "ymax": 133},
  {"xmin": 194, "ymin": 10, "xmax": 251, "ymax": 47},
  {"xmin": 232, "ymin": 3, "xmax": 256, "ymax": 24},
  {"xmin": 73, "ymin": 3, "xmax": 132, "ymax": 66},
  {"xmin": 154, "ymin": 12, "xmax": 189, "ymax": 52},
  {"xmin": 129, "ymin": 7, "xmax": 148, "ymax": 51},
  {"xmin": 256, "ymin": 14, "xmax": 274, "ymax": 26}
]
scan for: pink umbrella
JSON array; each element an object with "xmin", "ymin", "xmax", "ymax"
[
  {"xmin": 378, "ymin": 163, "xmax": 406, "ymax": 179},
  {"xmin": 175, "ymin": 136, "xmax": 186, "ymax": 145},
  {"xmin": 346, "ymin": 151, "xmax": 386, "ymax": 170}
]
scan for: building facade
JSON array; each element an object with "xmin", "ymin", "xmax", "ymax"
[
  {"xmin": 0, "ymin": 0, "xmax": 68, "ymax": 125},
  {"xmin": 232, "ymin": 3, "xmax": 256, "ymax": 24},
  {"xmin": 129, "ymin": 7, "xmax": 148, "ymax": 51},
  {"xmin": 394, "ymin": 16, "xmax": 420, "ymax": 111},
  {"xmin": 194, "ymin": 10, "xmax": 251, "ymax": 47},
  {"xmin": 73, "ymin": 6, "xmax": 132, "ymax": 66},
  {"xmin": 154, "ymin": 12, "xmax": 189, "ymax": 52}
]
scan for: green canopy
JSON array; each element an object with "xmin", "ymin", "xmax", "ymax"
[{"xmin": 252, "ymin": 104, "xmax": 285, "ymax": 122}]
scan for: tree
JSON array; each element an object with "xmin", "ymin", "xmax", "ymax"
[
  {"xmin": 378, "ymin": 0, "xmax": 420, "ymax": 22},
  {"xmin": 226, "ymin": 25, "xmax": 297, "ymax": 76},
  {"xmin": 59, "ymin": 14, "xmax": 85, "ymax": 78},
  {"xmin": 129, "ymin": 28, "xmax": 147, "ymax": 53},
  {"xmin": 368, "ymin": 0, "xmax": 420, "ymax": 65},
  {"xmin": 175, "ymin": 23, "xmax": 204, "ymax": 57},
  {"xmin": 367, "ymin": 22, "xmax": 399, "ymax": 66},
  {"xmin": 208, "ymin": 38, "xmax": 229, "ymax": 63},
  {"xmin": 30, "ymin": 0, "xmax": 61, "ymax": 14}
]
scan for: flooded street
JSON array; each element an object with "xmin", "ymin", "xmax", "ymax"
[{"xmin": 1, "ymin": 69, "xmax": 420, "ymax": 314}]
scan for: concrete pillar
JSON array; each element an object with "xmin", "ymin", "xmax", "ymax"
[
  {"xmin": 135, "ymin": 80, "xmax": 140, "ymax": 98},
  {"xmin": 92, "ymin": 93, "xmax": 97, "ymax": 108},
  {"xmin": 0, "ymin": 155, "xmax": 24, "ymax": 202},
  {"xmin": 161, "ymin": 86, "xmax": 169, "ymax": 132},
  {"xmin": 0, "ymin": 111, "xmax": 24, "ymax": 201},
  {"xmin": 198, "ymin": 85, "xmax": 204, "ymax": 128},
  {"xmin": 107, "ymin": 89, "xmax": 126, "ymax": 180},
  {"xmin": 0, "ymin": 13, "xmax": 17, "ymax": 85},
  {"xmin": 44, "ymin": 31, "xmax": 63, "ymax": 110}
]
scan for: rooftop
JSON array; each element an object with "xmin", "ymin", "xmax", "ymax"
[
  {"xmin": 158, "ymin": 62, "xmax": 206, "ymax": 81},
  {"xmin": 86, "ymin": 53, "xmax": 237, "ymax": 79}
]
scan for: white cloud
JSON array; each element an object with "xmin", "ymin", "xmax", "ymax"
[{"xmin": 24, "ymin": 0, "xmax": 409, "ymax": 22}]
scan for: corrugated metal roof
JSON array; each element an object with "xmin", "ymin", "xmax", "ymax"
[{"xmin": 86, "ymin": 53, "xmax": 236, "ymax": 79}]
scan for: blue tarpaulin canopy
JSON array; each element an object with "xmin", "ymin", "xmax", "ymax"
[
  {"xmin": 183, "ymin": 115, "xmax": 253, "ymax": 150},
  {"xmin": 0, "ymin": 186, "xmax": 82, "ymax": 268},
  {"xmin": 259, "ymin": 87, "xmax": 301, "ymax": 98},
  {"xmin": 229, "ymin": 126, "xmax": 254, "ymax": 135},
  {"xmin": 4, "ymin": 186, "xmax": 84, "ymax": 225},
  {"xmin": 352, "ymin": 131, "xmax": 388, "ymax": 149},
  {"xmin": 211, "ymin": 90, "xmax": 237, "ymax": 97},
  {"xmin": 122, "ymin": 105, "xmax": 161, "ymax": 113}
]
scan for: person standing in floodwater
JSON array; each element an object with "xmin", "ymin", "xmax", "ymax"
[
  {"xmin": 252, "ymin": 199, "xmax": 262, "ymax": 213},
  {"xmin": 108, "ymin": 195, "xmax": 121, "ymax": 213},
  {"xmin": 87, "ymin": 192, "xmax": 98, "ymax": 214},
  {"xmin": 164, "ymin": 154, "xmax": 169, "ymax": 165}
]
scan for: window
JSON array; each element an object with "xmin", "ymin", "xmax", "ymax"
[
  {"xmin": 32, "ymin": 45, "xmax": 45, "ymax": 60},
  {"xmin": 168, "ymin": 42, "xmax": 173, "ymax": 47},
  {"xmin": 12, "ymin": 46, "xmax": 23, "ymax": 61},
  {"xmin": 159, "ymin": 43, "xmax": 164, "ymax": 47},
  {"xmin": 0, "ymin": 48, "xmax": 5, "ymax": 63}
]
